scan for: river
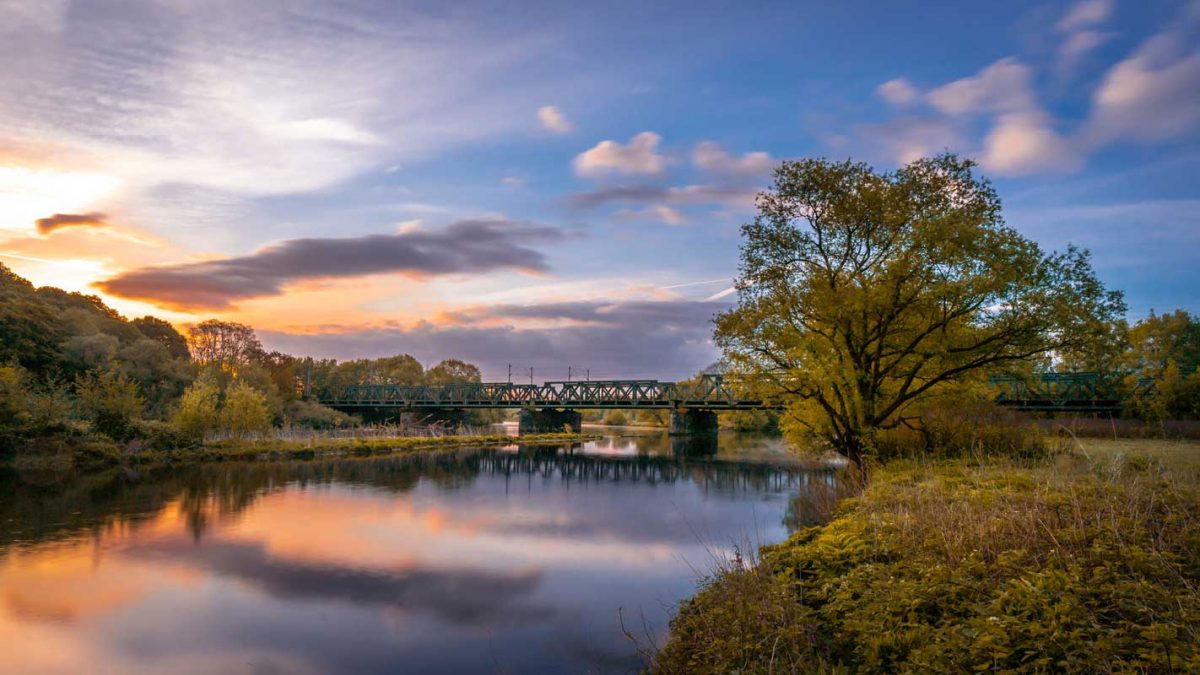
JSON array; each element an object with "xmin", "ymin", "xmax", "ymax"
[{"xmin": 0, "ymin": 429, "xmax": 839, "ymax": 674}]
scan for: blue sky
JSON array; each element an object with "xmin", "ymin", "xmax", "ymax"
[{"xmin": 0, "ymin": 0, "xmax": 1197, "ymax": 380}]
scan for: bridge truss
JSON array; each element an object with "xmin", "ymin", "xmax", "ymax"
[
  {"xmin": 317, "ymin": 372, "xmax": 1139, "ymax": 414},
  {"xmin": 318, "ymin": 374, "xmax": 771, "ymax": 410}
]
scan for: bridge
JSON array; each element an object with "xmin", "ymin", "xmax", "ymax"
[
  {"xmin": 317, "ymin": 372, "xmax": 1139, "ymax": 435},
  {"xmin": 316, "ymin": 375, "xmax": 765, "ymax": 435}
]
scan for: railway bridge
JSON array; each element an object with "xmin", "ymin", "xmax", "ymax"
[{"xmin": 316, "ymin": 372, "xmax": 1135, "ymax": 436}]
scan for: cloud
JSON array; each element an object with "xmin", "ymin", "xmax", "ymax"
[
  {"xmin": 1056, "ymin": 0, "xmax": 1114, "ymax": 33},
  {"xmin": 1083, "ymin": 3, "xmax": 1200, "ymax": 145},
  {"xmin": 96, "ymin": 219, "xmax": 567, "ymax": 311},
  {"xmin": 0, "ymin": 0, "xmax": 580, "ymax": 246},
  {"xmin": 691, "ymin": 142, "xmax": 776, "ymax": 175},
  {"xmin": 857, "ymin": 118, "xmax": 964, "ymax": 164},
  {"xmin": 537, "ymin": 105, "xmax": 573, "ymax": 134},
  {"xmin": 259, "ymin": 298, "xmax": 731, "ymax": 380},
  {"xmin": 33, "ymin": 211, "xmax": 106, "ymax": 235},
  {"xmin": 570, "ymin": 183, "xmax": 758, "ymax": 210},
  {"xmin": 928, "ymin": 58, "xmax": 1039, "ymax": 116},
  {"xmin": 875, "ymin": 78, "xmax": 920, "ymax": 106},
  {"xmin": 615, "ymin": 205, "xmax": 686, "ymax": 225},
  {"xmin": 927, "ymin": 58, "xmax": 1078, "ymax": 174},
  {"xmin": 573, "ymin": 132, "xmax": 666, "ymax": 177},
  {"xmin": 1055, "ymin": 0, "xmax": 1116, "ymax": 74}
]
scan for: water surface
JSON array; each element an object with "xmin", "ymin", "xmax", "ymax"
[{"xmin": 0, "ymin": 430, "xmax": 836, "ymax": 674}]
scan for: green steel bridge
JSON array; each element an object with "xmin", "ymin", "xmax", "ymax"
[
  {"xmin": 315, "ymin": 372, "xmax": 1136, "ymax": 434},
  {"xmin": 317, "ymin": 375, "xmax": 765, "ymax": 412}
]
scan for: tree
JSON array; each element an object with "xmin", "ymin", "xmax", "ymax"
[
  {"xmin": 220, "ymin": 381, "xmax": 271, "ymax": 437},
  {"xmin": 75, "ymin": 367, "xmax": 144, "ymax": 440},
  {"xmin": 425, "ymin": 359, "xmax": 482, "ymax": 385},
  {"xmin": 714, "ymin": 155, "xmax": 1125, "ymax": 470},
  {"xmin": 172, "ymin": 375, "xmax": 221, "ymax": 441},
  {"xmin": 187, "ymin": 320, "xmax": 264, "ymax": 369},
  {"xmin": 1123, "ymin": 310, "xmax": 1200, "ymax": 420},
  {"xmin": 132, "ymin": 316, "xmax": 191, "ymax": 359}
]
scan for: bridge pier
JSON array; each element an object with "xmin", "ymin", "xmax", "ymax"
[
  {"xmin": 518, "ymin": 408, "xmax": 582, "ymax": 435},
  {"xmin": 669, "ymin": 408, "xmax": 718, "ymax": 436}
]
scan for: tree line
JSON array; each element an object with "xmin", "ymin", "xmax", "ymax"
[{"xmin": 0, "ymin": 263, "xmax": 492, "ymax": 452}]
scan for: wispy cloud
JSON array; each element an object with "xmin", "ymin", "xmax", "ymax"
[
  {"xmin": 570, "ymin": 183, "xmax": 758, "ymax": 210},
  {"xmin": 97, "ymin": 219, "xmax": 567, "ymax": 311},
  {"xmin": 537, "ymin": 105, "xmax": 573, "ymax": 134},
  {"xmin": 691, "ymin": 142, "xmax": 776, "ymax": 175}
]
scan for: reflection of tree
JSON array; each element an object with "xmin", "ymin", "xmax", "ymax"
[
  {"xmin": 1, "ymin": 447, "xmax": 838, "ymax": 549},
  {"xmin": 782, "ymin": 471, "xmax": 852, "ymax": 533}
]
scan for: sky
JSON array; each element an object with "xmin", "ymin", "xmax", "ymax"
[{"xmin": 1, "ymin": 0, "xmax": 1198, "ymax": 382}]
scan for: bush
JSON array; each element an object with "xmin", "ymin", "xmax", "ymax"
[
  {"xmin": 875, "ymin": 399, "xmax": 1051, "ymax": 461},
  {"xmin": 602, "ymin": 410, "xmax": 628, "ymax": 426},
  {"xmin": 220, "ymin": 381, "xmax": 271, "ymax": 437},
  {"xmin": 284, "ymin": 399, "xmax": 353, "ymax": 429},
  {"xmin": 74, "ymin": 367, "xmax": 144, "ymax": 441},
  {"xmin": 130, "ymin": 419, "xmax": 190, "ymax": 451},
  {"xmin": 172, "ymin": 376, "xmax": 221, "ymax": 441}
]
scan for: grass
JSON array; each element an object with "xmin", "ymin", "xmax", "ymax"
[
  {"xmin": 654, "ymin": 438, "xmax": 1200, "ymax": 674},
  {"xmin": 12, "ymin": 432, "xmax": 597, "ymax": 469}
]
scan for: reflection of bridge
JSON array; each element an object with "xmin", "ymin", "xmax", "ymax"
[{"xmin": 318, "ymin": 372, "xmax": 1141, "ymax": 435}]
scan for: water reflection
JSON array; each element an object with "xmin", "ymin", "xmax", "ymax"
[{"xmin": 0, "ymin": 432, "xmax": 841, "ymax": 674}]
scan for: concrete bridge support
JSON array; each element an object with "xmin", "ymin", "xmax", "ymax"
[
  {"xmin": 669, "ymin": 408, "xmax": 719, "ymax": 436},
  {"xmin": 518, "ymin": 408, "xmax": 582, "ymax": 435}
]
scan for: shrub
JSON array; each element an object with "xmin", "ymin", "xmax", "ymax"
[
  {"xmin": 172, "ymin": 377, "xmax": 221, "ymax": 441},
  {"xmin": 602, "ymin": 410, "xmax": 628, "ymax": 426},
  {"xmin": 875, "ymin": 399, "xmax": 1051, "ymax": 461},
  {"xmin": 74, "ymin": 367, "xmax": 144, "ymax": 441},
  {"xmin": 130, "ymin": 419, "xmax": 190, "ymax": 451},
  {"xmin": 284, "ymin": 399, "xmax": 353, "ymax": 429},
  {"xmin": 220, "ymin": 381, "xmax": 271, "ymax": 437}
]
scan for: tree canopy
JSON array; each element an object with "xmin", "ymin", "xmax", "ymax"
[{"xmin": 714, "ymin": 154, "xmax": 1125, "ymax": 467}]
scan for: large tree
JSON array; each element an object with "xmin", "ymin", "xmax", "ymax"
[{"xmin": 714, "ymin": 155, "xmax": 1125, "ymax": 469}]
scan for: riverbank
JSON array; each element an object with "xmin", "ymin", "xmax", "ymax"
[
  {"xmin": 8, "ymin": 432, "xmax": 598, "ymax": 470},
  {"xmin": 653, "ymin": 438, "xmax": 1200, "ymax": 673}
]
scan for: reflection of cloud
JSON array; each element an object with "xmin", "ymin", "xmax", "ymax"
[
  {"xmin": 96, "ymin": 219, "xmax": 567, "ymax": 310},
  {"xmin": 129, "ymin": 538, "xmax": 551, "ymax": 625}
]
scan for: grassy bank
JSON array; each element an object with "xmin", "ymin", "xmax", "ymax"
[
  {"xmin": 11, "ymin": 432, "xmax": 597, "ymax": 469},
  {"xmin": 654, "ymin": 439, "xmax": 1200, "ymax": 674}
]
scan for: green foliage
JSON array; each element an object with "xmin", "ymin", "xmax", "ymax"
[
  {"xmin": 1124, "ymin": 310, "xmax": 1200, "ymax": 421},
  {"xmin": 74, "ymin": 367, "xmax": 144, "ymax": 440},
  {"xmin": 172, "ymin": 376, "xmax": 222, "ymax": 441},
  {"xmin": 656, "ymin": 456, "xmax": 1200, "ymax": 674},
  {"xmin": 714, "ymin": 155, "xmax": 1125, "ymax": 467},
  {"xmin": 220, "ymin": 381, "xmax": 271, "ymax": 437},
  {"xmin": 425, "ymin": 358, "xmax": 482, "ymax": 384},
  {"xmin": 0, "ymin": 365, "xmax": 33, "ymax": 433},
  {"xmin": 131, "ymin": 315, "xmax": 190, "ymax": 359}
]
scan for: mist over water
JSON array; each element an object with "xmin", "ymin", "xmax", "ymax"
[{"xmin": 0, "ymin": 430, "xmax": 838, "ymax": 674}]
